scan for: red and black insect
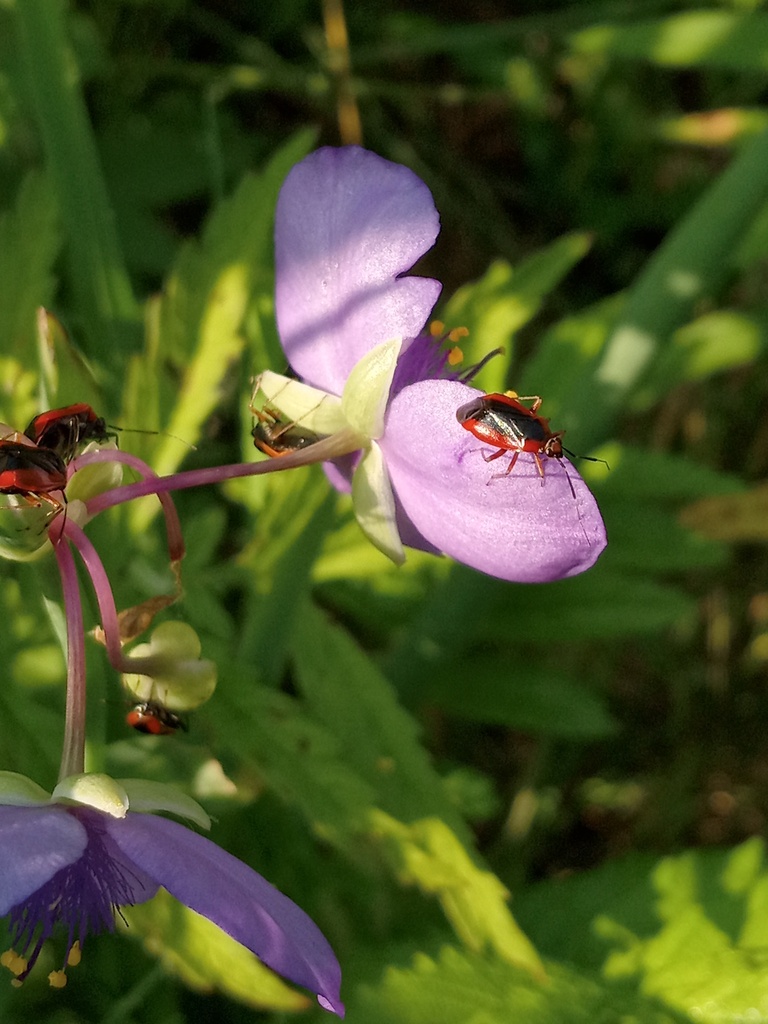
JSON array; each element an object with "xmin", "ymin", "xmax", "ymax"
[
  {"xmin": 252, "ymin": 406, "xmax": 322, "ymax": 458},
  {"xmin": 0, "ymin": 439, "xmax": 68, "ymax": 517},
  {"xmin": 456, "ymin": 392, "xmax": 567, "ymax": 478},
  {"xmin": 126, "ymin": 700, "xmax": 187, "ymax": 736},
  {"xmin": 456, "ymin": 391, "xmax": 607, "ymax": 486},
  {"xmin": 25, "ymin": 403, "xmax": 114, "ymax": 463}
]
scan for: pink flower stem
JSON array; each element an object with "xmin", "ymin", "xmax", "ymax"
[
  {"xmin": 71, "ymin": 449, "xmax": 186, "ymax": 562},
  {"xmin": 82, "ymin": 431, "xmax": 361, "ymax": 515},
  {"xmin": 60, "ymin": 518, "xmax": 166, "ymax": 677},
  {"xmin": 52, "ymin": 529, "xmax": 86, "ymax": 780}
]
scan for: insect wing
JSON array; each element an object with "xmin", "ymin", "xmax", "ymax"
[
  {"xmin": 25, "ymin": 404, "xmax": 111, "ymax": 461},
  {"xmin": 0, "ymin": 443, "xmax": 68, "ymax": 494}
]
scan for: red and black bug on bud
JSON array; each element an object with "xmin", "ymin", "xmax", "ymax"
[
  {"xmin": 24, "ymin": 403, "xmax": 115, "ymax": 463},
  {"xmin": 126, "ymin": 700, "xmax": 187, "ymax": 736},
  {"xmin": 0, "ymin": 439, "xmax": 68, "ymax": 520},
  {"xmin": 251, "ymin": 407, "xmax": 323, "ymax": 458},
  {"xmin": 456, "ymin": 391, "xmax": 607, "ymax": 491}
]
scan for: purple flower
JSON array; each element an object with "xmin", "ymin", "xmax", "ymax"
[
  {"xmin": 263, "ymin": 145, "xmax": 606, "ymax": 582},
  {"xmin": 0, "ymin": 772, "xmax": 343, "ymax": 1015}
]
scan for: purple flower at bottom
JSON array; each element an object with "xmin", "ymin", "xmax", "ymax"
[
  {"xmin": 258, "ymin": 145, "xmax": 606, "ymax": 582},
  {"xmin": 0, "ymin": 775, "xmax": 343, "ymax": 1016}
]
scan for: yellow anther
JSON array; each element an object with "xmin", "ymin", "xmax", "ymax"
[
  {"xmin": 67, "ymin": 942, "xmax": 82, "ymax": 967},
  {"xmin": 48, "ymin": 970, "xmax": 68, "ymax": 989},
  {"xmin": 448, "ymin": 326, "xmax": 469, "ymax": 342},
  {"xmin": 447, "ymin": 346, "xmax": 464, "ymax": 366},
  {"xmin": 1, "ymin": 949, "xmax": 27, "ymax": 977},
  {"xmin": 429, "ymin": 320, "xmax": 445, "ymax": 337},
  {"xmin": 504, "ymin": 390, "xmax": 520, "ymax": 399}
]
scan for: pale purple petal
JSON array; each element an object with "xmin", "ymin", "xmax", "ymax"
[
  {"xmin": 0, "ymin": 806, "xmax": 86, "ymax": 914},
  {"xmin": 276, "ymin": 147, "xmax": 441, "ymax": 395},
  {"xmin": 381, "ymin": 381, "xmax": 607, "ymax": 582},
  {"xmin": 106, "ymin": 814, "xmax": 344, "ymax": 1016}
]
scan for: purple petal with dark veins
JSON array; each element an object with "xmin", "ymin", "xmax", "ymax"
[
  {"xmin": 0, "ymin": 806, "xmax": 86, "ymax": 915},
  {"xmin": 381, "ymin": 380, "xmax": 607, "ymax": 582},
  {"xmin": 276, "ymin": 147, "xmax": 441, "ymax": 395},
  {"xmin": 105, "ymin": 813, "xmax": 344, "ymax": 1016}
]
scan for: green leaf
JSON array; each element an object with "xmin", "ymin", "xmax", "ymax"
[
  {"xmin": 353, "ymin": 945, "xmax": 684, "ymax": 1024},
  {"xmin": 291, "ymin": 606, "xmax": 544, "ymax": 974},
  {"xmin": 550, "ymin": 126, "xmax": 768, "ymax": 448},
  {"xmin": 593, "ymin": 444, "xmax": 744, "ymax": 503},
  {"xmin": 423, "ymin": 659, "xmax": 616, "ymax": 740},
  {"xmin": 14, "ymin": 0, "xmax": 138, "ymax": 356},
  {"xmin": 367, "ymin": 813, "xmax": 544, "ymax": 977},
  {"xmin": 570, "ymin": 11, "xmax": 768, "ymax": 72},
  {"xmin": 236, "ymin": 469, "xmax": 337, "ymax": 686},
  {"xmin": 386, "ymin": 567, "xmax": 693, "ymax": 696},
  {"xmin": 638, "ymin": 309, "xmax": 768, "ymax": 404},
  {"xmin": 291, "ymin": 601, "xmax": 471, "ymax": 839},
  {"xmin": 598, "ymin": 499, "xmax": 728, "ymax": 573},
  {"xmin": 517, "ymin": 293, "xmax": 624, "ymax": 430},
  {"xmin": 205, "ymin": 679, "xmax": 375, "ymax": 840},
  {"xmin": 0, "ymin": 172, "xmax": 59, "ymax": 368},
  {"xmin": 123, "ymin": 890, "xmax": 309, "ymax": 1012},
  {"xmin": 601, "ymin": 841, "xmax": 768, "ymax": 1023},
  {"xmin": 127, "ymin": 129, "xmax": 316, "ymax": 521},
  {"xmin": 443, "ymin": 232, "xmax": 593, "ymax": 394},
  {"xmin": 517, "ymin": 839, "xmax": 768, "ymax": 1024}
]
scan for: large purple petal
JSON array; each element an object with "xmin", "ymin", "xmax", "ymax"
[
  {"xmin": 381, "ymin": 380, "xmax": 607, "ymax": 582},
  {"xmin": 0, "ymin": 805, "xmax": 86, "ymax": 914},
  {"xmin": 276, "ymin": 146, "xmax": 441, "ymax": 395},
  {"xmin": 106, "ymin": 814, "xmax": 344, "ymax": 1016}
]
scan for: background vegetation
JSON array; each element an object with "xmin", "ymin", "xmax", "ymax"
[{"xmin": 2, "ymin": 0, "xmax": 768, "ymax": 1020}]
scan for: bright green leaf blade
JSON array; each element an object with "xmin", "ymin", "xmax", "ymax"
[
  {"xmin": 548, "ymin": 126, "xmax": 768, "ymax": 448},
  {"xmin": 206, "ymin": 679, "xmax": 376, "ymax": 839},
  {"xmin": 443, "ymin": 232, "xmax": 593, "ymax": 393},
  {"xmin": 13, "ymin": 0, "xmax": 138, "ymax": 355},
  {"xmin": 517, "ymin": 293, "xmax": 623, "ymax": 430},
  {"xmin": 368, "ymin": 812, "xmax": 544, "ymax": 977},
  {"xmin": 638, "ymin": 309, "xmax": 768, "ymax": 405},
  {"xmin": 130, "ymin": 130, "xmax": 316, "ymax": 509},
  {"xmin": 570, "ymin": 11, "xmax": 768, "ymax": 71},
  {"xmin": 517, "ymin": 839, "xmax": 768, "ymax": 1024},
  {"xmin": 0, "ymin": 172, "xmax": 59, "ymax": 366},
  {"xmin": 123, "ymin": 890, "xmax": 310, "ymax": 1012}
]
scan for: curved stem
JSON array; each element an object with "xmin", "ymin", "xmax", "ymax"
[
  {"xmin": 71, "ymin": 449, "xmax": 186, "ymax": 562},
  {"xmin": 53, "ymin": 536, "xmax": 86, "ymax": 780},
  {"xmin": 60, "ymin": 518, "xmax": 183, "ymax": 678}
]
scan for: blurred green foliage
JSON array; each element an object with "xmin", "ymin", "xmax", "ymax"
[{"xmin": 2, "ymin": 1, "xmax": 768, "ymax": 1022}]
